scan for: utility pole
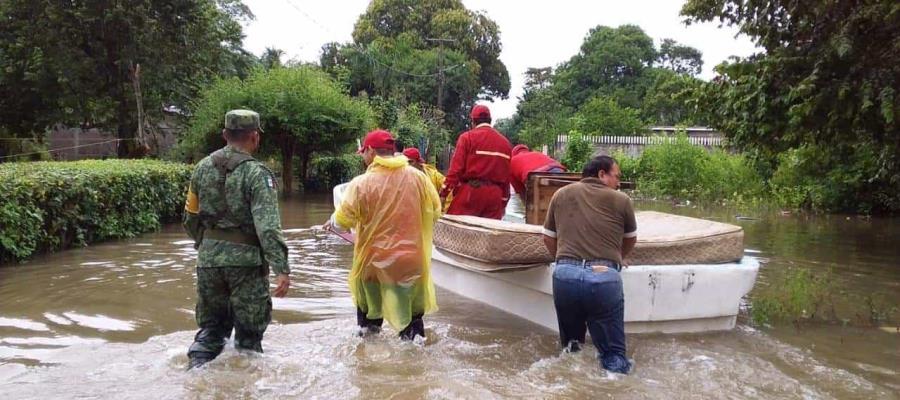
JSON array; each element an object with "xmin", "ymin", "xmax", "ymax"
[{"xmin": 426, "ymin": 38, "xmax": 457, "ymax": 111}]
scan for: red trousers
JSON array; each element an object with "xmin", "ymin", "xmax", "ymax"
[{"xmin": 446, "ymin": 184, "xmax": 508, "ymax": 220}]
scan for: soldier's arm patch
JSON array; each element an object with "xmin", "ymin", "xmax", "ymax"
[
  {"xmin": 265, "ymin": 175, "xmax": 277, "ymax": 190},
  {"xmin": 185, "ymin": 185, "xmax": 200, "ymax": 214}
]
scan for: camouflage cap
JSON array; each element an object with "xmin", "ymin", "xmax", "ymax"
[{"xmin": 224, "ymin": 109, "xmax": 264, "ymax": 132}]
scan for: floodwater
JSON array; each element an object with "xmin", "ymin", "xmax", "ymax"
[{"xmin": 0, "ymin": 194, "xmax": 897, "ymax": 399}]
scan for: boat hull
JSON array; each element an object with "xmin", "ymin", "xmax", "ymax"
[{"xmin": 431, "ymin": 248, "xmax": 760, "ymax": 334}]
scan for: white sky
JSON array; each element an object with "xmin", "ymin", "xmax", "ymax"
[{"xmin": 241, "ymin": 0, "xmax": 759, "ymax": 119}]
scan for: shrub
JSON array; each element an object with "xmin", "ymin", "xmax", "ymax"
[
  {"xmin": 769, "ymin": 144, "xmax": 899, "ymax": 213},
  {"xmin": 0, "ymin": 160, "xmax": 192, "ymax": 263},
  {"xmin": 561, "ymin": 130, "xmax": 593, "ymax": 172},
  {"xmin": 305, "ymin": 154, "xmax": 365, "ymax": 191},
  {"xmin": 616, "ymin": 134, "xmax": 765, "ymax": 204}
]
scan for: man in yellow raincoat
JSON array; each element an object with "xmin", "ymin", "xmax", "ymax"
[
  {"xmin": 403, "ymin": 147, "xmax": 452, "ymax": 212},
  {"xmin": 326, "ymin": 130, "xmax": 441, "ymax": 340}
]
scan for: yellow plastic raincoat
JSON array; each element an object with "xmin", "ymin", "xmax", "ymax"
[
  {"xmin": 422, "ymin": 163, "xmax": 452, "ymax": 213},
  {"xmin": 334, "ymin": 155, "xmax": 441, "ymax": 330}
]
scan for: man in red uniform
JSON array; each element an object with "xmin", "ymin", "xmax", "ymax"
[
  {"xmin": 509, "ymin": 144, "xmax": 566, "ymax": 201},
  {"xmin": 440, "ymin": 105, "xmax": 512, "ymax": 219}
]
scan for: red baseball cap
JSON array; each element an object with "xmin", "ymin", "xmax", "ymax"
[
  {"xmin": 402, "ymin": 147, "xmax": 424, "ymax": 163},
  {"xmin": 512, "ymin": 144, "xmax": 529, "ymax": 156},
  {"xmin": 358, "ymin": 129, "xmax": 396, "ymax": 153},
  {"xmin": 470, "ymin": 104, "xmax": 491, "ymax": 121}
]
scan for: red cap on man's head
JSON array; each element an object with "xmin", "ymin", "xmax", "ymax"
[
  {"xmin": 358, "ymin": 129, "xmax": 396, "ymax": 153},
  {"xmin": 402, "ymin": 147, "xmax": 424, "ymax": 163},
  {"xmin": 512, "ymin": 144, "xmax": 529, "ymax": 156},
  {"xmin": 470, "ymin": 104, "xmax": 491, "ymax": 121}
]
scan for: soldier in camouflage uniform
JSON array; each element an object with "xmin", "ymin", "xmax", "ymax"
[{"xmin": 183, "ymin": 109, "xmax": 291, "ymax": 370}]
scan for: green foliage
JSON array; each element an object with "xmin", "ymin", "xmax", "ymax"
[
  {"xmin": 512, "ymin": 25, "xmax": 704, "ymax": 149},
  {"xmin": 0, "ymin": 160, "xmax": 191, "ymax": 263},
  {"xmin": 0, "ymin": 136, "xmax": 51, "ymax": 162},
  {"xmin": 751, "ymin": 268, "xmax": 838, "ymax": 326},
  {"xmin": 516, "ymin": 88, "xmax": 575, "ymax": 148},
  {"xmin": 306, "ymin": 154, "xmax": 365, "ymax": 191},
  {"xmin": 390, "ymin": 104, "xmax": 450, "ymax": 162},
  {"xmin": 573, "ymin": 96, "xmax": 646, "ymax": 135},
  {"xmin": 656, "ymin": 38, "xmax": 703, "ymax": 76},
  {"xmin": 321, "ymin": 0, "xmax": 510, "ymax": 130},
  {"xmin": 553, "ymin": 25, "xmax": 657, "ymax": 109},
  {"xmin": 561, "ymin": 130, "xmax": 593, "ymax": 172},
  {"xmin": 612, "ymin": 134, "xmax": 765, "ymax": 203},
  {"xmin": 769, "ymin": 144, "xmax": 897, "ymax": 213},
  {"xmin": 640, "ymin": 68, "xmax": 706, "ymax": 126},
  {"xmin": 0, "ymin": 0, "xmax": 251, "ymax": 156},
  {"xmin": 683, "ymin": 0, "xmax": 899, "ymax": 213},
  {"xmin": 634, "ymin": 134, "xmax": 709, "ymax": 198},
  {"xmin": 179, "ymin": 66, "xmax": 375, "ymax": 193},
  {"xmin": 751, "ymin": 266, "xmax": 898, "ymax": 328}
]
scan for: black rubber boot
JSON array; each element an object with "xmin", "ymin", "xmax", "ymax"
[
  {"xmin": 356, "ymin": 308, "xmax": 383, "ymax": 337},
  {"xmin": 398, "ymin": 314, "xmax": 425, "ymax": 341},
  {"xmin": 187, "ymin": 353, "xmax": 216, "ymax": 370}
]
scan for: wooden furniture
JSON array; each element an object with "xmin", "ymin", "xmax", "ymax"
[{"xmin": 523, "ymin": 172, "xmax": 634, "ymax": 224}]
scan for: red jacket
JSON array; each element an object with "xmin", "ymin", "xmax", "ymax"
[
  {"xmin": 510, "ymin": 151, "xmax": 565, "ymax": 195},
  {"xmin": 441, "ymin": 124, "xmax": 512, "ymax": 198}
]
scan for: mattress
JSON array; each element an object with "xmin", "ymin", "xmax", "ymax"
[{"xmin": 432, "ymin": 211, "xmax": 744, "ymax": 267}]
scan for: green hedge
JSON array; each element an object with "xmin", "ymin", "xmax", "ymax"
[{"xmin": 0, "ymin": 160, "xmax": 192, "ymax": 263}]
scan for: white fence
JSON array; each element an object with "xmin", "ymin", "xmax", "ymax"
[{"xmin": 557, "ymin": 135, "xmax": 726, "ymax": 147}]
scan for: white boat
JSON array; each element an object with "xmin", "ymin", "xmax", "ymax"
[{"xmin": 333, "ymin": 179, "xmax": 760, "ymax": 334}]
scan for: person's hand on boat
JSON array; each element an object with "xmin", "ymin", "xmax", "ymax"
[{"xmin": 273, "ymin": 273, "xmax": 290, "ymax": 297}]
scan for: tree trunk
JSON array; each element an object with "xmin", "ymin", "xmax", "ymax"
[
  {"xmin": 115, "ymin": 86, "xmax": 136, "ymax": 158},
  {"xmin": 298, "ymin": 149, "xmax": 310, "ymax": 191},
  {"xmin": 280, "ymin": 134, "xmax": 295, "ymax": 196}
]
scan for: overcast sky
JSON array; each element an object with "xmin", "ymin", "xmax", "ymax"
[{"xmin": 240, "ymin": 0, "xmax": 758, "ymax": 119}]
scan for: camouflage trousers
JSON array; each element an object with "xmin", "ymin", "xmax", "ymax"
[{"xmin": 188, "ymin": 266, "xmax": 272, "ymax": 360}]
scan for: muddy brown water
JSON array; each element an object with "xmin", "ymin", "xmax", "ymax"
[{"xmin": 0, "ymin": 195, "xmax": 897, "ymax": 399}]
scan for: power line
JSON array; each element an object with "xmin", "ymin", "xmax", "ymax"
[{"xmin": 0, "ymin": 138, "xmax": 133, "ymax": 160}]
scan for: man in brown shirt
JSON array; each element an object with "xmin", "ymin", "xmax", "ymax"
[{"xmin": 542, "ymin": 155, "xmax": 636, "ymax": 374}]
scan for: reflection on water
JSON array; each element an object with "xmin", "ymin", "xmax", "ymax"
[{"xmin": 0, "ymin": 194, "xmax": 897, "ymax": 399}]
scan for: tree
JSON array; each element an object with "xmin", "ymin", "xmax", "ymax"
[
  {"xmin": 0, "ymin": 0, "xmax": 251, "ymax": 158},
  {"xmin": 181, "ymin": 66, "xmax": 375, "ymax": 194},
  {"xmin": 656, "ymin": 38, "xmax": 703, "ymax": 76},
  {"xmin": 523, "ymin": 67, "xmax": 553, "ymax": 93},
  {"xmin": 552, "ymin": 25, "xmax": 657, "ymax": 109},
  {"xmin": 511, "ymin": 24, "xmax": 705, "ymax": 149},
  {"xmin": 683, "ymin": 0, "xmax": 900, "ymax": 212},
  {"xmin": 640, "ymin": 68, "xmax": 706, "ymax": 125},
  {"xmin": 320, "ymin": 0, "xmax": 510, "ymax": 131},
  {"xmin": 573, "ymin": 96, "xmax": 646, "ymax": 135},
  {"xmin": 390, "ymin": 103, "xmax": 449, "ymax": 162},
  {"xmin": 516, "ymin": 87, "xmax": 575, "ymax": 149},
  {"xmin": 260, "ymin": 47, "xmax": 285, "ymax": 70}
]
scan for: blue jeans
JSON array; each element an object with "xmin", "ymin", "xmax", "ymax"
[{"xmin": 552, "ymin": 261, "xmax": 631, "ymax": 374}]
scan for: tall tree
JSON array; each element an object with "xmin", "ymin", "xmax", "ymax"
[
  {"xmin": 260, "ymin": 47, "xmax": 285, "ymax": 70},
  {"xmin": 523, "ymin": 67, "xmax": 553, "ymax": 93},
  {"xmin": 510, "ymin": 24, "xmax": 703, "ymax": 149},
  {"xmin": 656, "ymin": 38, "xmax": 703, "ymax": 76},
  {"xmin": 320, "ymin": 0, "xmax": 510, "ymax": 130},
  {"xmin": 553, "ymin": 24, "xmax": 657, "ymax": 109},
  {"xmin": 182, "ymin": 66, "xmax": 375, "ymax": 194},
  {"xmin": 683, "ymin": 0, "xmax": 899, "ymax": 212},
  {"xmin": 640, "ymin": 68, "xmax": 706, "ymax": 125},
  {"xmin": 573, "ymin": 96, "xmax": 646, "ymax": 136},
  {"xmin": 0, "ymin": 0, "xmax": 250, "ymax": 157}
]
